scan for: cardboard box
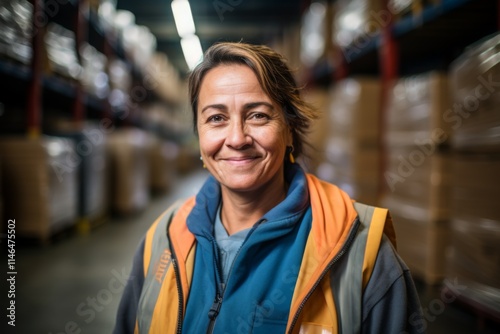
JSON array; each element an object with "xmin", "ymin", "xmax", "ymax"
[
  {"xmin": 148, "ymin": 137, "xmax": 178, "ymax": 193},
  {"xmin": 47, "ymin": 125, "xmax": 109, "ymax": 222},
  {"xmin": 328, "ymin": 77, "xmax": 381, "ymax": 145},
  {"xmin": 449, "ymin": 33, "xmax": 500, "ymax": 152},
  {"xmin": 0, "ymin": 137, "xmax": 78, "ymax": 240},
  {"xmin": 302, "ymin": 88, "xmax": 330, "ymax": 172},
  {"xmin": 451, "ymin": 153, "xmax": 500, "ymax": 222},
  {"xmin": 385, "ymin": 149, "xmax": 451, "ymax": 221},
  {"xmin": 386, "ymin": 72, "xmax": 452, "ymax": 147},
  {"xmin": 382, "ymin": 194, "xmax": 449, "ymax": 284},
  {"xmin": 320, "ymin": 77, "xmax": 382, "ymax": 205},
  {"xmin": 447, "ymin": 218, "xmax": 500, "ymax": 290},
  {"xmin": 107, "ymin": 129, "xmax": 149, "ymax": 215}
]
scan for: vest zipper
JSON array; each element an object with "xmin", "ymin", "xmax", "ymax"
[
  {"xmin": 168, "ymin": 235, "xmax": 184, "ymax": 334},
  {"xmin": 287, "ymin": 218, "xmax": 361, "ymax": 333},
  {"xmin": 206, "ymin": 218, "xmax": 266, "ymax": 334}
]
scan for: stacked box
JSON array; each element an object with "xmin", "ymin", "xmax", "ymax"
[
  {"xmin": 0, "ymin": 137, "xmax": 78, "ymax": 241},
  {"xmin": 446, "ymin": 154, "xmax": 500, "ymax": 312},
  {"xmin": 48, "ymin": 125, "xmax": 108, "ymax": 225},
  {"xmin": 319, "ymin": 77, "xmax": 381, "ymax": 205},
  {"xmin": 445, "ymin": 33, "xmax": 500, "ymax": 313},
  {"xmin": 148, "ymin": 136, "xmax": 178, "ymax": 193},
  {"xmin": 449, "ymin": 32, "xmax": 500, "ymax": 152},
  {"xmin": 107, "ymin": 129, "xmax": 149, "ymax": 215},
  {"xmin": 301, "ymin": 88, "xmax": 330, "ymax": 173},
  {"xmin": 382, "ymin": 72, "xmax": 453, "ymax": 284}
]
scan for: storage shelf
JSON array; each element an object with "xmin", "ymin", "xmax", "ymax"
[
  {"xmin": 0, "ymin": 59, "xmax": 31, "ymax": 82},
  {"xmin": 43, "ymin": 75, "xmax": 77, "ymax": 99},
  {"xmin": 392, "ymin": 0, "xmax": 474, "ymax": 38},
  {"xmin": 307, "ymin": 0, "xmax": 497, "ymax": 83}
]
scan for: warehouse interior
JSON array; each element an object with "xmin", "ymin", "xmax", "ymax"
[{"xmin": 1, "ymin": 0, "xmax": 500, "ymax": 333}]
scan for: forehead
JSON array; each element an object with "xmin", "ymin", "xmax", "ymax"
[{"xmin": 199, "ymin": 64, "xmax": 264, "ymax": 95}]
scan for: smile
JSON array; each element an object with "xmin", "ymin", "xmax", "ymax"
[{"xmin": 222, "ymin": 157, "xmax": 258, "ymax": 166}]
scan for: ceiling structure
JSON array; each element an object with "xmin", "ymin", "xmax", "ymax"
[{"xmin": 117, "ymin": 0, "xmax": 306, "ymax": 76}]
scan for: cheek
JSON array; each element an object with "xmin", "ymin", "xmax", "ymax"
[
  {"xmin": 198, "ymin": 127, "xmax": 225, "ymax": 155},
  {"xmin": 254, "ymin": 127, "xmax": 289, "ymax": 154}
]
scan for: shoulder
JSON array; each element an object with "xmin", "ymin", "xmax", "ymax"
[{"xmin": 362, "ymin": 236, "xmax": 411, "ymax": 319}]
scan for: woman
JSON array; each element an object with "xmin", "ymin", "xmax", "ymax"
[{"xmin": 114, "ymin": 42, "xmax": 423, "ymax": 334}]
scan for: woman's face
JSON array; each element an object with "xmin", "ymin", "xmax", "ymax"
[{"xmin": 197, "ymin": 64, "xmax": 292, "ymax": 194}]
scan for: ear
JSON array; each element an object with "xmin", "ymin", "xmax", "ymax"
[{"xmin": 287, "ymin": 127, "xmax": 294, "ymax": 147}]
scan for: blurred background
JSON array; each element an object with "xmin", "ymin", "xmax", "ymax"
[{"xmin": 0, "ymin": 0, "xmax": 499, "ymax": 333}]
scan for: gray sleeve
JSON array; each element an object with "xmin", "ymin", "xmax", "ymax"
[
  {"xmin": 361, "ymin": 237, "xmax": 425, "ymax": 334},
  {"xmin": 113, "ymin": 238, "xmax": 145, "ymax": 334}
]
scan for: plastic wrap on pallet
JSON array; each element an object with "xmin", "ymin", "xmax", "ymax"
[
  {"xmin": 80, "ymin": 43, "xmax": 109, "ymax": 99},
  {"xmin": 300, "ymin": 1, "xmax": 327, "ymax": 67},
  {"xmin": 449, "ymin": 33, "xmax": 500, "ymax": 151},
  {"xmin": 386, "ymin": 72, "xmax": 452, "ymax": 147},
  {"xmin": 47, "ymin": 125, "xmax": 109, "ymax": 221},
  {"xmin": 0, "ymin": 0, "xmax": 33, "ymax": 64},
  {"xmin": 0, "ymin": 136, "xmax": 78, "ymax": 240},
  {"xmin": 446, "ymin": 217, "xmax": 500, "ymax": 313},
  {"xmin": 44, "ymin": 23, "xmax": 83, "ymax": 80},
  {"xmin": 333, "ymin": 0, "xmax": 382, "ymax": 48}
]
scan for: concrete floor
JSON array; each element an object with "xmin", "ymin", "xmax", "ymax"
[{"xmin": 7, "ymin": 169, "xmax": 500, "ymax": 334}]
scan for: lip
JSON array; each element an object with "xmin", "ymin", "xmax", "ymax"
[{"xmin": 222, "ymin": 156, "xmax": 258, "ymax": 165}]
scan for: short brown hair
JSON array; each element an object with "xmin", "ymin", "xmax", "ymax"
[{"xmin": 188, "ymin": 42, "xmax": 318, "ymax": 157}]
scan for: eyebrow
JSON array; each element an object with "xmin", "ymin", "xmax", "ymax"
[{"xmin": 201, "ymin": 101, "xmax": 274, "ymax": 113}]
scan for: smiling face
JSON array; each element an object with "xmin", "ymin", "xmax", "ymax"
[{"xmin": 197, "ymin": 64, "xmax": 292, "ymax": 194}]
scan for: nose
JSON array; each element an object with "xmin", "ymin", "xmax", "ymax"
[{"xmin": 225, "ymin": 120, "xmax": 252, "ymax": 149}]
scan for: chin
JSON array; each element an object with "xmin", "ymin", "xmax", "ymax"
[{"xmin": 219, "ymin": 176, "xmax": 267, "ymax": 193}]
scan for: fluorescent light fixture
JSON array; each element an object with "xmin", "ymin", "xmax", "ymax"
[
  {"xmin": 171, "ymin": 0, "xmax": 196, "ymax": 37},
  {"xmin": 180, "ymin": 34, "xmax": 203, "ymax": 70}
]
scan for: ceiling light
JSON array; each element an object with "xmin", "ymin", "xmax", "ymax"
[
  {"xmin": 171, "ymin": 0, "xmax": 196, "ymax": 37},
  {"xmin": 180, "ymin": 35, "xmax": 203, "ymax": 70}
]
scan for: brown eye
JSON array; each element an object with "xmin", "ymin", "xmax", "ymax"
[
  {"xmin": 250, "ymin": 113, "xmax": 270, "ymax": 121},
  {"xmin": 207, "ymin": 115, "xmax": 224, "ymax": 123}
]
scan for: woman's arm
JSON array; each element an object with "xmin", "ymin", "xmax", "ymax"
[
  {"xmin": 362, "ymin": 237, "xmax": 425, "ymax": 334},
  {"xmin": 113, "ymin": 239, "xmax": 146, "ymax": 334}
]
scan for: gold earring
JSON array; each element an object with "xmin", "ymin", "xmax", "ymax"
[
  {"xmin": 289, "ymin": 147, "xmax": 295, "ymax": 163},
  {"xmin": 200, "ymin": 156, "xmax": 206, "ymax": 169}
]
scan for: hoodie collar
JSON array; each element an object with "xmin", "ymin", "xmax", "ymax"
[{"xmin": 186, "ymin": 163, "xmax": 310, "ymax": 238}]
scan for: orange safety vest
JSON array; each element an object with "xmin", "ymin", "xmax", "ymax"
[{"xmin": 135, "ymin": 174, "xmax": 396, "ymax": 333}]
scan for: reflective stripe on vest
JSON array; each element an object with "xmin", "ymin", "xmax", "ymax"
[
  {"xmin": 329, "ymin": 202, "xmax": 388, "ymax": 334},
  {"xmin": 137, "ymin": 202, "xmax": 180, "ymax": 334}
]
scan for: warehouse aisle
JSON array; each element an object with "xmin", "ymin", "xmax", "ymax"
[
  {"xmin": 13, "ymin": 168, "xmax": 499, "ymax": 334},
  {"xmin": 15, "ymin": 168, "xmax": 210, "ymax": 334}
]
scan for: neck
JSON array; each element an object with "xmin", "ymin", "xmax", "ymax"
[{"xmin": 220, "ymin": 171, "xmax": 288, "ymax": 235}]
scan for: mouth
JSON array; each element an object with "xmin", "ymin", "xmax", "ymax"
[{"xmin": 222, "ymin": 156, "xmax": 259, "ymax": 166}]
